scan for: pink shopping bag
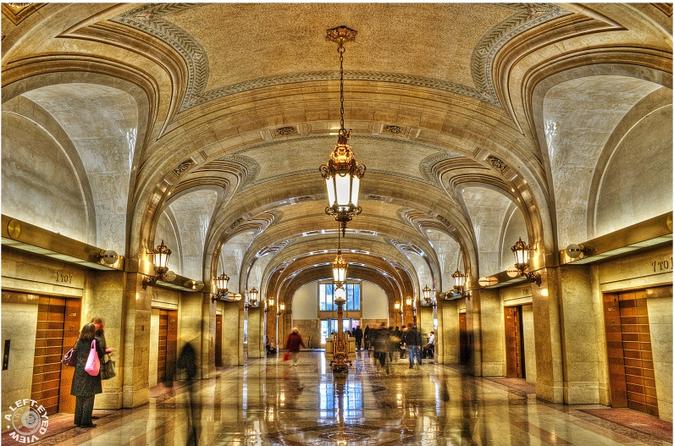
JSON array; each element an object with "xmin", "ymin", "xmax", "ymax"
[{"xmin": 84, "ymin": 339, "xmax": 100, "ymax": 376}]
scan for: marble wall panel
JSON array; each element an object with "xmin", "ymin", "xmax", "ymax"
[
  {"xmin": 292, "ymin": 319, "xmax": 321, "ymax": 349},
  {"xmin": 291, "ymin": 282, "xmax": 317, "ymax": 320},
  {"xmin": 647, "ymin": 295, "xmax": 672, "ymax": 421},
  {"xmin": 362, "ymin": 282, "xmax": 389, "ymax": 319},
  {"xmin": 1, "ymin": 299, "xmax": 38, "ymax": 429},
  {"xmin": 597, "ymin": 245, "xmax": 672, "ymax": 291},
  {"xmin": 2, "ymin": 249, "xmax": 85, "ymax": 298}
]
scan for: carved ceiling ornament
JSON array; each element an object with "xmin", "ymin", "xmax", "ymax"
[
  {"xmin": 112, "ymin": 4, "xmax": 565, "ymax": 112},
  {"xmin": 486, "ymin": 155, "xmax": 508, "ymax": 174},
  {"xmin": 173, "ymin": 159, "xmax": 195, "ymax": 175}
]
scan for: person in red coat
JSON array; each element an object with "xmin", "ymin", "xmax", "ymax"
[{"xmin": 285, "ymin": 327, "xmax": 305, "ymax": 366}]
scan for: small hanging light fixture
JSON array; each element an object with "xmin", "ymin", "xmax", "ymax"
[
  {"xmin": 320, "ymin": 26, "xmax": 365, "ymax": 236},
  {"xmin": 332, "ymin": 223, "xmax": 348, "ymax": 285},
  {"xmin": 142, "ymin": 240, "xmax": 172, "ymax": 288}
]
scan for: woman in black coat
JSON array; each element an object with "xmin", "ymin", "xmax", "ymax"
[{"xmin": 71, "ymin": 323, "xmax": 104, "ymax": 428}]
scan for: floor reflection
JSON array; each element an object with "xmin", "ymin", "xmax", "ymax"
[{"xmin": 52, "ymin": 352, "xmax": 670, "ymax": 446}]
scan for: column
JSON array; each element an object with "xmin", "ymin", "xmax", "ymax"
[
  {"xmin": 179, "ymin": 291, "xmax": 207, "ymax": 378},
  {"xmin": 437, "ymin": 299, "xmax": 459, "ymax": 364},
  {"xmin": 466, "ymin": 285, "xmax": 483, "ymax": 376},
  {"xmin": 419, "ymin": 306, "xmax": 433, "ymax": 334},
  {"xmin": 558, "ymin": 264, "xmax": 601, "ymax": 403},
  {"xmin": 479, "ymin": 288, "xmax": 504, "ymax": 376},
  {"xmin": 220, "ymin": 300, "xmax": 244, "ymax": 366},
  {"xmin": 247, "ymin": 307, "xmax": 264, "ymax": 359},
  {"xmin": 85, "ymin": 270, "xmax": 126, "ymax": 409},
  {"xmin": 120, "ymin": 273, "xmax": 152, "ymax": 408},
  {"xmin": 532, "ymin": 268, "xmax": 564, "ymax": 403}
]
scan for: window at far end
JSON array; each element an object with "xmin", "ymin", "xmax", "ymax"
[{"xmin": 319, "ymin": 282, "xmax": 360, "ymax": 311}]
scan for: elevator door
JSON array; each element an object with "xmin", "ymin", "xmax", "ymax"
[
  {"xmin": 504, "ymin": 306, "xmax": 525, "ymax": 378},
  {"xmin": 459, "ymin": 313, "xmax": 470, "ymax": 365},
  {"xmin": 157, "ymin": 309, "xmax": 178, "ymax": 383},
  {"xmin": 31, "ymin": 296, "xmax": 81, "ymax": 415},
  {"xmin": 215, "ymin": 314, "xmax": 223, "ymax": 367}
]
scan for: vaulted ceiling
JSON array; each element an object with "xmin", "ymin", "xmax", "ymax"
[{"xmin": 2, "ymin": 3, "xmax": 671, "ymax": 304}]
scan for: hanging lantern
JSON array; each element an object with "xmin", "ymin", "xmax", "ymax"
[
  {"xmin": 332, "ymin": 253, "xmax": 348, "ymax": 284},
  {"xmin": 319, "ymin": 26, "xmax": 365, "ymax": 235}
]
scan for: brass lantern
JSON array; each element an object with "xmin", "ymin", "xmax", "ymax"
[
  {"xmin": 332, "ymin": 253, "xmax": 348, "ymax": 284},
  {"xmin": 247, "ymin": 287, "xmax": 259, "ymax": 308},
  {"xmin": 511, "ymin": 237, "xmax": 530, "ymax": 270},
  {"xmin": 452, "ymin": 270, "xmax": 466, "ymax": 290},
  {"xmin": 216, "ymin": 273, "xmax": 230, "ymax": 295},
  {"xmin": 319, "ymin": 26, "xmax": 365, "ymax": 235},
  {"xmin": 151, "ymin": 240, "xmax": 171, "ymax": 275},
  {"xmin": 422, "ymin": 285, "xmax": 432, "ymax": 302},
  {"xmin": 510, "ymin": 237, "xmax": 541, "ymax": 285},
  {"xmin": 142, "ymin": 240, "xmax": 172, "ymax": 288}
]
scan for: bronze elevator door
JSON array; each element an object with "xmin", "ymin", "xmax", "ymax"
[
  {"xmin": 504, "ymin": 306, "xmax": 525, "ymax": 378},
  {"xmin": 157, "ymin": 309, "xmax": 178, "ymax": 383},
  {"xmin": 459, "ymin": 313, "xmax": 470, "ymax": 365},
  {"xmin": 215, "ymin": 314, "xmax": 223, "ymax": 367},
  {"xmin": 604, "ymin": 291, "xmax": 658, "ymax": 416},
  {"xmin": 31, "ymin": 296, "xmax": 81, "ymax": 415}
]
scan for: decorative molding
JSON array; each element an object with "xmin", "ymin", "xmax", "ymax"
[
  {"xmin": 383, "ymin": 124, "xmax": 403, "ymax": 134},
  {"xmin": 112, "ymin": 4, "xmax": 566, "ymax": 112},
  {"xmin": 652, "ymin": 3, "xmax": 673, "ymax": 16},
  {"xmin": 173, "ymin": 159, "xmax": 194, "ymax": 175},
  {"xmin": 275, "ymin": 126, "xmax": 298, "ymax": 137},
  {"xmin": 471, "ymin": 4, "xmax": 567, "ymax": 102},
  {"xmin": 486, "ymin": 155, "xmax": 507, "ymax": 174},
  {"xmin": 419, "ymin": 151, "xmax": 463, "ymax": 183},
  {"xmin": 2, "ymin": 3, "xmax": 43, "ymax": 26}
]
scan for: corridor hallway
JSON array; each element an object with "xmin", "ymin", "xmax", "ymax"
[{"xmin": 37, "ymin": 353, "xmax": 670, "ymax": 446}]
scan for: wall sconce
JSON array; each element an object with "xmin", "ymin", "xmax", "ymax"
[
  {"xmin": 511, "ymin": 237, "xmax": 542, "ymax": 285},
  {"xmin": 448, "ymin": 269, "xmax": 470, "ymax": 298},
  {"xmin": 421, "ymin": 284, "xmax": 435, "ymax": 306},
  {"xmin": 245, "ymin": 287, "xmax": 260, "ymax": 308},
  {"xmin": 277, "ymin": 302, "xmax": 286, "ymax": 315},
  {"xmin": 394, "ymin": 301, "xmax": 401, "ymax": 313},
  {"xmin": 211, "ymin": 272, "xmax": 237, "ymax": 302},
  {"xmin": 142, "ymin": 240, "xmax": 171, "ymax": 289}
]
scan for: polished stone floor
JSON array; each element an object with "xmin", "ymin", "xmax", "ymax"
[{"xmin": 37, "ymin": 352, "xmax": 671, "ymax": 445}]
